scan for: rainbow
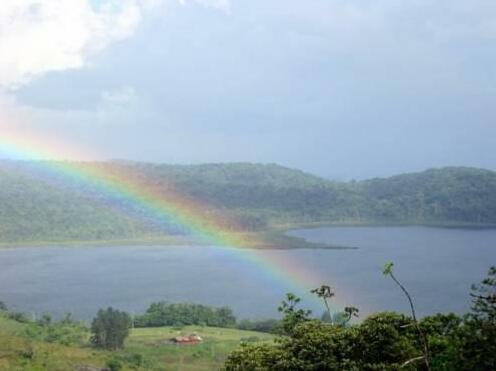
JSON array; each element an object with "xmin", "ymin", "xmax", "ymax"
[{"xmin": 0, "ymin": 123, "xmax": 351, "ymax": 312}]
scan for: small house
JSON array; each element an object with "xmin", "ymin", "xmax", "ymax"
[{"xmin": 171, "ymin": 334, "xmax": 203, "ymax": 345}]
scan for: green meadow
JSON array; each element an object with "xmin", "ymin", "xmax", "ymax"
[{"xmin": 0, "ymin": 315, "xmax": 275, "ymax": 371}]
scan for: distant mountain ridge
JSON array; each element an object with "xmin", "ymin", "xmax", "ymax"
[{"xmin": 0, "ymin": 161, "xmax": 495, "ymax": 243}]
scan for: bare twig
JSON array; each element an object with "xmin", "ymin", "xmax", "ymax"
[
  {"xmin": 384, "ymin": 262, "xmax": 431, "ymax": 371},
  {"xmin": 400, "ymin": 355, "xmax": 425, "ymax": 368}
]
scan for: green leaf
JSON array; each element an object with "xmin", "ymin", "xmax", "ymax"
[{"xmin": 383, "ymin": 262, "xmax": 394, "ymax": 275}]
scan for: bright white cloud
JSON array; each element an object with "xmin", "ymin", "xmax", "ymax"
[
  {"xmin": 0, "ymin": 0, "xmax": 230, "ymax": 90},
  {"xmin": 0, "ymin": 0, "xmax": 142, "ymax": 90}
]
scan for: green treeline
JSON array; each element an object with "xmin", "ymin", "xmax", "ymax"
[
  {"xmin": 134, "ymin": 302, "xmax": 237, "ymax": 328},
  {"xmin": 0, "ymin": 298, "xmax": 279, "ymax": 341},
  {"xmin": 1, "ymin": 161, "xmax": 496, "ymax": 243}
]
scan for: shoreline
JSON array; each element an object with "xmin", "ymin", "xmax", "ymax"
[
  {"xmin": 272, "ymin": 220, "xmax": 496, "ymax": 232},
  {"xmin": 1, "ymin": 222, "xmax": 494, "ymax": 250},
  {"xmin": 0, "ymin": 231, "xmax": 355, "ymax": 251}
]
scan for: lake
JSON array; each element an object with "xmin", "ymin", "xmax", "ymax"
[{"xmin": 0, "ymin": 226, "xmax": 495, "ymax": 321}]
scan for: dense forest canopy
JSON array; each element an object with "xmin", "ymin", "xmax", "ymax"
[{"xmin": 0, "ymin": 160, "xmax": 495, "ymax": 243}]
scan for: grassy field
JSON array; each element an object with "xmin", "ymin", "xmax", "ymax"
[
  {"xmin": 123, "ymin": 326, "xmax": 274, "ymax": 371},
  {"xmin": 0, "ymin": 316, "xmax": 275, "ymax": 371}
]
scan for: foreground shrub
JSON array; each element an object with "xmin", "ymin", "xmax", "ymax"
[
  {"xmin": 91, "ymin": 307, "xmax": 131, "ymax": 350},
  {"xmin": 224, "ymin": 266, "xmax": 496, "ymax": 371}
]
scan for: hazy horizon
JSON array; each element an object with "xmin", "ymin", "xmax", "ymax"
[{"xmin": 1, "ymin": 156, "xmax": 494, "ymax": 182}]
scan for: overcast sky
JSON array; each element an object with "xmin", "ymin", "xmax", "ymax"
[{"xmin": 0, "ymin": 0, "xmax": 495, "ymax": 179}]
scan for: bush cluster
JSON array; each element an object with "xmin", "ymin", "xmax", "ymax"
[{"xmin": 224, "ymin": 266, "xmax": 496, "ymax": 370}]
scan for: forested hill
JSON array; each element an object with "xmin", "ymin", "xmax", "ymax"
[
  {"xmin": 359, "ymin": 167, "xmax": 496, "ymax": 224},
  {"xmin": 0, "ymin": 161, "xmax": 495, "ymax": 243}
]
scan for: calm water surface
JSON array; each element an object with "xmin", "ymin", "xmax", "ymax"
[{"xmin": 0, "ymin": 226, "xmax": 495, "ymax": 321}]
